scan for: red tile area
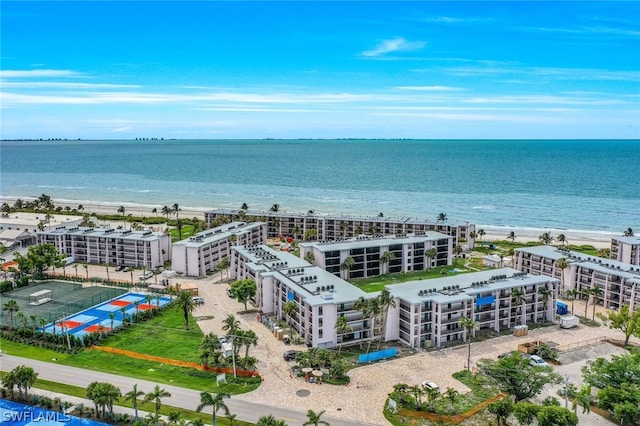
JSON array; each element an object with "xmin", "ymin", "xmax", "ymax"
[
  {"xmin": 110, "ymin": 300, "xmax": 131, "ymax": 307},
  {"xmin": 137, "ymin": 303, "xmax": 153, "ymax": 311},
  {"xmin": 84, "ymin": 324, "xmax": 111, "ymax": 333},
  {"xmin": 60, "ymin": 320, "xmax": 83, "ymax": 329}
]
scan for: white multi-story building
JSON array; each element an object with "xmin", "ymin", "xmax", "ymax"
[
  {"xmin": 299, "ymin": 232, "xmax": 453, "ymax": 279},
  {"xmin": 611, "ymin": 236, "xmax": 640, "ymax": 266},
  {"xmin": 37, "ymin": 227, "xmax": 170, "ymax": 268},
  {"xmin": 172, "ymin": 222, "xmax": 266, "ymax": 277},
  {"xmin": 231, "ymin": 244, "xmax": 374, "ymax": 348},
  {"xmin": 232, "ymin": 245, "xmax": 558, "ymax": 349},
  {"xmin": 515, "ymin": 245, "xmax": 640, "ymax": 311},
  {"xmin": 387, "ymin": 268, "xmax": 558, "ymax": 349},
  {"xmin": 205, "ymin": 209, "xmax": 475, "ymax": 248}
]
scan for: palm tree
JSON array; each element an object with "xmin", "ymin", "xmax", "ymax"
[
  {"xmin": 196, "ymin": 391, "xmax": 230, "ymax": 426},
  {"xmin": 557, "ymin": 233, "xmax": 567, "ymax": 246},
  {"xmin": 144, "ymin": 385, "xmax": 171, "ymax": 421},
  {"xmin": 565, "ymin": 288, "xmax": 579, "ymax": 315},
  {"xmin": 270, "ymin": 204, "xmax": 280, "ymax": 213},
  {"xmin": 379, "ymin": 251, "xmax": 396, "ymax": 275},
  {"xmin": 590, "ymin": 286, "xmax": 604, "ymax": 321},
  {"xmin": 340, "ymin": 256, "xmax": 355, "ymax": 280},
  {"xmin": 507, "ymin": 231, "xmax": 516, "ymax": 242},
  {"xmin": 124, "ymin": 384, "xmax": 145, "ymax": 421},
  {"xmin": 511, "ymin": 288, "xmax": 526, "ymax": 325},
  {"xmin": 334, "ymin": 314, "xmax": 352, "ymax": 353},
  {"xmin": 425, "ymin": 248, "xmax": 437, "ymax": 270},
  {"xmin": 108, "ymin": 312, "xmax": 116, "ymax": 331},
  {"xmin": 240, "ymin": 329, "xmax": 258, "ymax": 358},
  {"xmin": 104, "ymin": 263, "xmax": 111, "ymax": 282},
  {"xmin": 199, "ymin": 332, "xmax": 223, "ymax": 366},
  {"xmin": 538, "ymin": 231, "xmax": 554, "ymax": 245},
  {"xmin": 257, "ymin": 415, "xmax": 288, "ymax": 426},
  {"xmin": 133, "ymin": 300, "xmax": 141, "ymax": 322},
  {"xmin": 583, "ymin": 287, "xmax": 593, "ymax": 318},
  {"xmin": 444, "ymin": 387, "xmax": 459, "ymax": 414},
  {"xmin": 117, "ymin": 206, "xmax": 126, "ymax": 228},
  {"xmin": 459, "ymin": 316, "xmax": 478, "ymax": 373},
  {"xmin": 2, "ymin": 300, "xmax": 19, "ymax": 330},
  {"xmin": 623, "ymin": 228, "xmax": 634, "ymax": 237},
  {"xmin": 339, "ymin": 221, "xmax": 348, "ymax": 238},
  {"xmin": 222, "ymin": 314, "xmax": 241, "ymax": 337},
  {"xmin": 477, "ymin": 229, "xmax": 486, "ymax": 241},
  {"xmin": 409, "ymin": 385, "xmax": 424, "ymax": 411},
  {"xmin": 151, "ymin": 207, "xmax": 158, "ymax": 217},
  {"xmin": 437, "ymin": 212, "xmax": 447, "ymax": 222},
  {"xmin": 303, "ymin": 409, "xmax": 329, "ymax": 426},
  {"xmin": 175, "ymin": 290, "xmax": 196, "ymax": 329},
  {"xmin": 83, "ymin": 263, "xmax": 89, "ymax": 279},
  {"xmin": 377, "ymin": 288, "xmax": 396, "ymax": 349},
  {"xmin": 240, "ymin": 202, "xmax": 249, "ymax": 211},
  {"xmin": 538, "ymin": 287, "xmax": 553, "ymax": 319},
  {"xmin": 424, "ymin": 386, "xmax": 440, "ymax": 412},
  {"xmin": 17, "ymin": 312, "xmax": 27, "ymax": 332},
  {"xmin": 73, "ymin": 263, "xmax": 78, "ymax": 279},
  {"xmin": 29, "ymin": 314, "xmax": 37, "ymax": 333},
  {"xmin": 161, "ymin": 205, "xmax": 171, "ymax": 220},
  {"xmin": 283, "ymin": 301, "xmax": 297, "ymax": 338},
  {"xmin": 555, "ymin": 257, "xmax": 569, "ymax": 291}
]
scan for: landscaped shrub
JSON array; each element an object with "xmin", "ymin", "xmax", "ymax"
[{"xmin": 0, "ymin": 281, "xmax": 13, "ymax": 293}]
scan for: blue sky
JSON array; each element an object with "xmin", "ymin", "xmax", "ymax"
[{"xmin": 1, "ymin": 1, "xmax": 639, "ymax": 139}]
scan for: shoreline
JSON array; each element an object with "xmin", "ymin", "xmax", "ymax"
[{"xmin": 1, "ymin": 196, "xmax": 614, "ymax": 248}]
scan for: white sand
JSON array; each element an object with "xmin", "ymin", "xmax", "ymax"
[{"xmin": 1, "ymin": 196, "xmax": 615, "ymax": 248}]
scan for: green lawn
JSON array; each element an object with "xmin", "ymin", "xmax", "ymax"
[
  {"xmin": 102, "ymin": 304, "xmax": 204, "ymax": 363},
  {"xmin": 350, "ymin": 258, "xmax": 471, "ymax": 292},
  {"xmin": 169, "ymin": 225, "xmax": 196, "ymax": 242},
  {"xmin": 1, "ymin": 305, "xmax": 260, "ymax": 395}
]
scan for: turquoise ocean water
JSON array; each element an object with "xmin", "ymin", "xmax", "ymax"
[{"xmin": 1, "ymin": 139, "xmax": 638, "ymax": 234}]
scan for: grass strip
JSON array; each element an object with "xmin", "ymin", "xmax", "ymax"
[{"xmin": 0, "ymin": 371, "xmax": 252, "ymax": 426}]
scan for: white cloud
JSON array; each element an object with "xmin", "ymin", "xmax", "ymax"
[
  {"xmin": 361, "ymin": 37, "xmax": 426, "ymax": 57},
  {"xmin": 395, "ymin": 85, "xmax": 464, "ymax": 92},
  {"xmin": 0, "ymin": 69, "xmax": 81, "ymax": 78},
  {"xmin": 113, "ymin": 126, "xmax": 131, "ymax": 132}
]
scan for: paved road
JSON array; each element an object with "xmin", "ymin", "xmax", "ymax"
[{"xmin": 1, "ymin": 354, "xmax": 375, "ymax": 426}]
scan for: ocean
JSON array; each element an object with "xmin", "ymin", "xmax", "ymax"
[{"xmin": 1, "ymin": 139, "xmax": 638, "ymax": 234}]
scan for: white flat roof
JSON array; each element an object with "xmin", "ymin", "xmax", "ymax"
[
  {"xmin": 300, "ymin": 232, "xmax": 452, "ymax": 252},
  {"xmin": 1, "ymin": 212, "xmax": 83, "ymax": 227},
  {"xmin": 612, "ymin": 236, "xmax": 640, "ymax": 245},
  {"xmin": 173, "ymin": 222, "xmax": 265, "ymax": 248},
  {"xmin": 38, "ymin": 226, "xmax": 165, "ymax": 241},
  {"xmin": 389, "ymin": 267, "xmax": 558, "ymax": 304}
]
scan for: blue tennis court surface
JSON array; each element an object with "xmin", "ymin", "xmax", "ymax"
[{"xmin": 44, "ymin": 292, "xmax": 172, "ymax": 337}]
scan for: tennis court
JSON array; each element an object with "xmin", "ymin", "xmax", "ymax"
[
  {"xmin": 0, "ymin": 281, "xmax": 128, "ymax": 326},
  {"xmin": 44, "ymin": 292, "xmax": 173, "ymax": 337}
]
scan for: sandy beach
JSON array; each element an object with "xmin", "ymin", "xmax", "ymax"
[{"xmin": 1, "ymin": 196, "xmax": 615, "ymax": 248}]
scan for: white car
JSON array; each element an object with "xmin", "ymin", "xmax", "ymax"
[
  {"xmin": 422, "ymin": 381, "xmax": 439, "ymax": 391},
  {"xmin": 139, "ymin": 271, "xmax": 154, "ymax": 281},
  {"xmin": 529, "ymin": 355, "xmax": 548, "ymax": 367}
]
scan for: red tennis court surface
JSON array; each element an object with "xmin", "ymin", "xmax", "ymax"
[
  {"xmin": 110, "ymin": 300, "xmax": 131, "ymax": 307},
  {"xmin": 60, "ymin": 320, "xmax": 83, "ymax": 329},
  {"xmin": 84, "ymin": 324, "xmax": 111, "ymax": 333},
  {"xmin": 137, "ymin": 303, "xmax": 153, "ymax": 311}
]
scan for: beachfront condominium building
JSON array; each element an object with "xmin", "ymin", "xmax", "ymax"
[
  {"xmin": 172, "ymin": 222, "xmax": 266, "ymax": 277},
  {"xmin": 230, "ymin": 244, "xmax": 375, "ymax": 348},
  {"xmin": 205, "ymin": 209, "xmax": 475, "ymax": 248},
  {"xmin": 611, "ymin": 236, "xmax": 640, "ymax": 266},
  {"xmin": 387, "ymin": 268, "xmax": 558, "ymax": 349},
  {"xmin": 299, "ymin": 232, "xmax": 453, "ymax": 279},
  {"xmin": 232, "ymin": 245, "xmax": 557, "ymax": 349},
  {"xmin": 515, "ymin": 245, "xmax": 640, "ymax": 311},
  {"xmin": 37, "ymin": 227, "xmax": 170, "ymax": 268}
]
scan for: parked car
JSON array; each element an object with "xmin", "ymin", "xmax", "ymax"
[
  {"xmin": 422, "ymin": 381, "xmax": 439, "ymax": 391},
  {"xmin": 283, "ymin": 350, "xmax": 301, "ymax": 361},
  {"xmin": 139, "ymin": 271, "xmax": 154, "ymax": 281},
  {"xmin": 226, "ymin": 288, "xmax": 235, "ymax": 298},
  {"xmin": 115, "ymin": 265, "xmax": 126, "ymax": 272},
  {"xmin": 193, "ymin": 296, "xmax": 204, "ymax": 305},
  {"xmin": 529, "ymin": 355, "xmax": 548, "ymax": 367}
]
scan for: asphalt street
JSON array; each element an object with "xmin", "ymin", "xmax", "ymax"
[{"xmin": 0, "ymin": 354, "xmax": 375, "ymax": 426}]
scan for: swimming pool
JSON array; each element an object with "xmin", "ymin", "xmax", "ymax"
[
  {"xmin": 43, "ymin": 292, "xmax": 172, "ymax": 338},
  {"xmin": 0, "ymin": 399, "xmax": 108, "ymax": 426}
]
